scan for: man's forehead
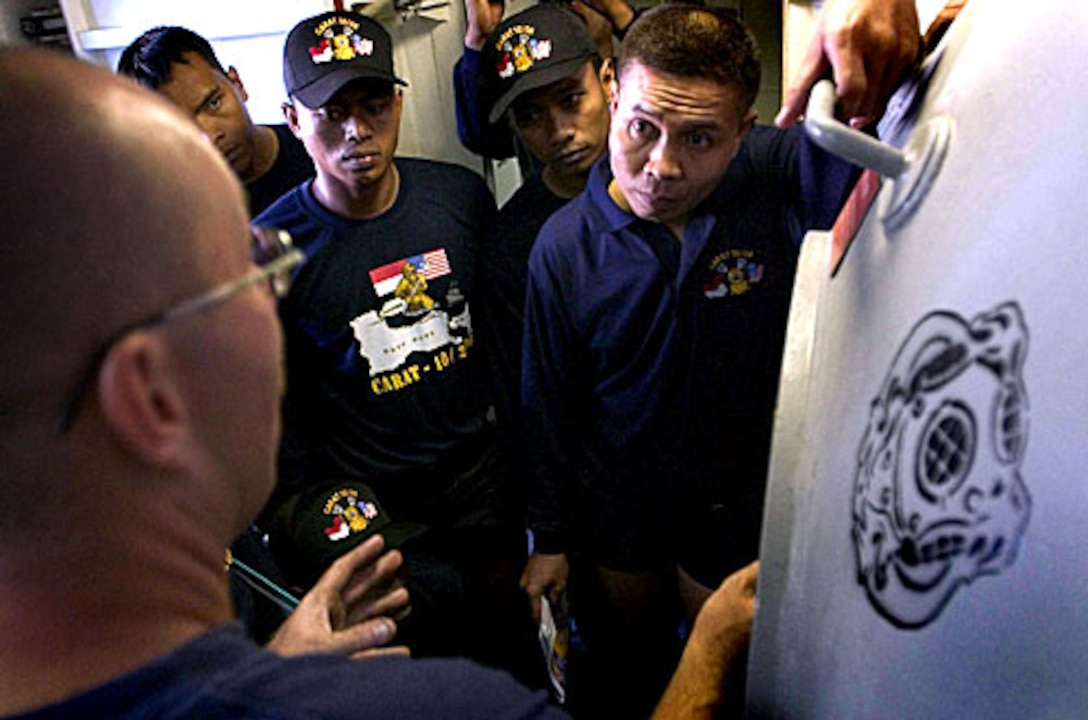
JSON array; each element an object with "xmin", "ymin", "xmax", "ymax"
[
  {"xmin": 169, "ymin": 51, "xmax": 227, "ymax": 83},
  {"xmin": 323, "ymin": 78, "xmax": 396, "ymax": 106},
  {"xmin": 618, "ymin": 62, "xmax": 745, "ymax": 122},
  {"xmin": 159, "ymin": 54, "xmax": 225, "ymax": 102}
]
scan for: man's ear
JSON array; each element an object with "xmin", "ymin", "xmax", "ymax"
[
  {"xmin": 227, "ymin": 66, "xmax": 249, "ymax": 102},
  {"xmin": 95, "ymin": 332, "xmax": 188, "ymax": 467},
  {"xmin": 731, "ymin": 109, "xmax": 758, "ymax": 161},
  {"xmin": 282, "ymin": 100, "xmax": 301, "ymax": 136},
  {"xmin": 740, "ymin": 108, "xmax": 758, "ymax": 136},
  {"xmin": 600, "ymin": 58, "xmax": 618, "ymax": 111}
]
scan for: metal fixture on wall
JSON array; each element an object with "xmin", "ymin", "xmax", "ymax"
[
  {"xmin": 15, "ymin": 4, "xmax": 72, "ymax": 52},
  {"xmin": 351, "ymin": 0, "xmax": 450, "ymax": 22}
]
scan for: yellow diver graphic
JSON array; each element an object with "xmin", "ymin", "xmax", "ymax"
[{"xmin": 394, "ymin": 262, "xmax": 436, "ymax": 314}]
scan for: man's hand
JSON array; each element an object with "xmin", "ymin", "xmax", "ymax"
[
  {"xmin": 464, "ymin": 0, "xmax": 505, "ymax": 50},
  {"xmin": 520, "ymin": 552, "xmax": 570, "ymax": 623},
  {"xmin": 776, "ymin": 0, "xmax": 920, "ymax": 129},
  {"xmin": 651, "ymin": 561, "xmax": 759, "ymax": 720},
  {"xmin": 570, "ymin": 0, "xmax": 617, "ymax": 60},
  {"xmin": 690, "ymin": 560, "xmax": 758, "ymax": 650},
  {"xmin": 266, "ymin": 535, "xmax": 411, "ymax": 659},
  {"xmin": 580, "ymin": 0, "xmax": 635, "ymax": 37}
]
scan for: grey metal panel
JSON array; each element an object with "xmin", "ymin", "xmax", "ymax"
[{"xmin": 748, "ymin": 1, "xmax": 1088, "ymax": 717}]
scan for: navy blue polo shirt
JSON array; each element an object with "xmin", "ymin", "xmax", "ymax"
[{"xmin": 522, "ymin": 125, "xmax": 857, "ymax": 558}]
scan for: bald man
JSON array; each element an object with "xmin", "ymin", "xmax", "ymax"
[{"xmin": 0, "ymin": 47, "xmax": 566, "ymax": 718}]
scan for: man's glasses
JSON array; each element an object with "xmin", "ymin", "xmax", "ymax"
[{"xmin": 55, "ymin": 226, "xmax": 305, "ymax": 433}]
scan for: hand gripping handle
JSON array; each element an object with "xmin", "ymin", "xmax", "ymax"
[{"xmin": 803, "ymin": 79, "xmax": 952, "ymax": 230}]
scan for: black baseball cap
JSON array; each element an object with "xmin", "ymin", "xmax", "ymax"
[
  {"xmin": 268, "ymin": 481, "xmax": 426, "ymax": 589},
  {"xmin": 284, "ymin": 11, "xmax": 406, "ymax": 109},
  {"xmin": 482, "ymin": 4, "xmax": 599, "ymax": 124}
]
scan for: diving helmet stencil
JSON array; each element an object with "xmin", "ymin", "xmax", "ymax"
[{"xmin": 852, "ymin": 302, "xmax": 1031, "ymax": 629}]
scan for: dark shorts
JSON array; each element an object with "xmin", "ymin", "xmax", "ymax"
[
  {"xmin": 571, "ymin": 476, "xmax": 677, "ymax": 574},
  {"xmin": 675, "ymin": 500, "xmax": 762, "ymax": 588},
  {"xmin": 675, "ymin": 464, "xmax": 767, "ymax": 588}
]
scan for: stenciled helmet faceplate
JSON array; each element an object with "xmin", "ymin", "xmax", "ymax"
[{"xmin": 853, "ymin": 302, "xmax": 1031, "ymax": 629}]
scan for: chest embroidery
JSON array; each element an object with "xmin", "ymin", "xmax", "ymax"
[{"xmin": 703, "ymin": 248, "xmax": 765, "ymax": 298}]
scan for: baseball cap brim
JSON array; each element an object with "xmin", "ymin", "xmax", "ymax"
[
  {"xmin": 292, "ymin": 66, "xmax": 407, "ymax": 109},
  {"xmin": 378, "ymin": 519, "xmax": 428, "ymax": 549},
  {"xmin": 488, "ymin": 55, "xmax": 594, "ymax": 125}
]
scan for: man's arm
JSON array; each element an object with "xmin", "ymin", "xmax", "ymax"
[
  {"xmin": 453, "ymin": 50, "xmax": 517, "ymax": 159},
  {"xmin": 651, "ymin": 561, "xmax": 759, "ymax": 719},
  {"xmin": 570, "ymin": 0, "xmax": 631, "ymax": 59},
  {"xmin": 579, "ymin": 0, "xmax": 636, "ymax": 40},
  {"xmin": 266, "ymin": 535, "xmax": 411, "ymax": 659},
  {"xmin": 775, "ymin": 0, "xmax": 920, "ymax": 129},
  {"xmin": 463, "ymin": 0, "xmax": 504, "ymax": 51},
  {"xmin": 454, "ymin": 0, "xmax": 518, "ymax": 158},
  {"xmin": 519, "ymin": 229, "xmax": 585, "ymax": 622}
]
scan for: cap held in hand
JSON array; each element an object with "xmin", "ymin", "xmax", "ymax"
[{"xmin": 269, "ymin": 481, "xmax": 426, "ymax": 589}]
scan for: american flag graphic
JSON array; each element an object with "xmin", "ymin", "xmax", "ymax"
[{"xmin": 369, "ymin": 248, "xmax": 451, "ymax": 297}]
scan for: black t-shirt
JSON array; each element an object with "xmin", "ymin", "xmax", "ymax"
[
  {"xmin": 245, "ymin": 124, "xmax": 314, "ymax": 216},
  {"xmin": 478, "ymin": 170, "xmax": 569, "ymax": 461},
  {"xmin": 256, "ymin": 159, "xmax": 498, "ymax": 503}
]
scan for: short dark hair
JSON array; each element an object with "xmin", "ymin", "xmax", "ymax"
[
  {"xmin": 117, "ymin": 26, "xmax": 227, "ymax": 89},
  {"xmin": 615, "ymin": 4, "xmax": 761, "ymax": 113}
]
